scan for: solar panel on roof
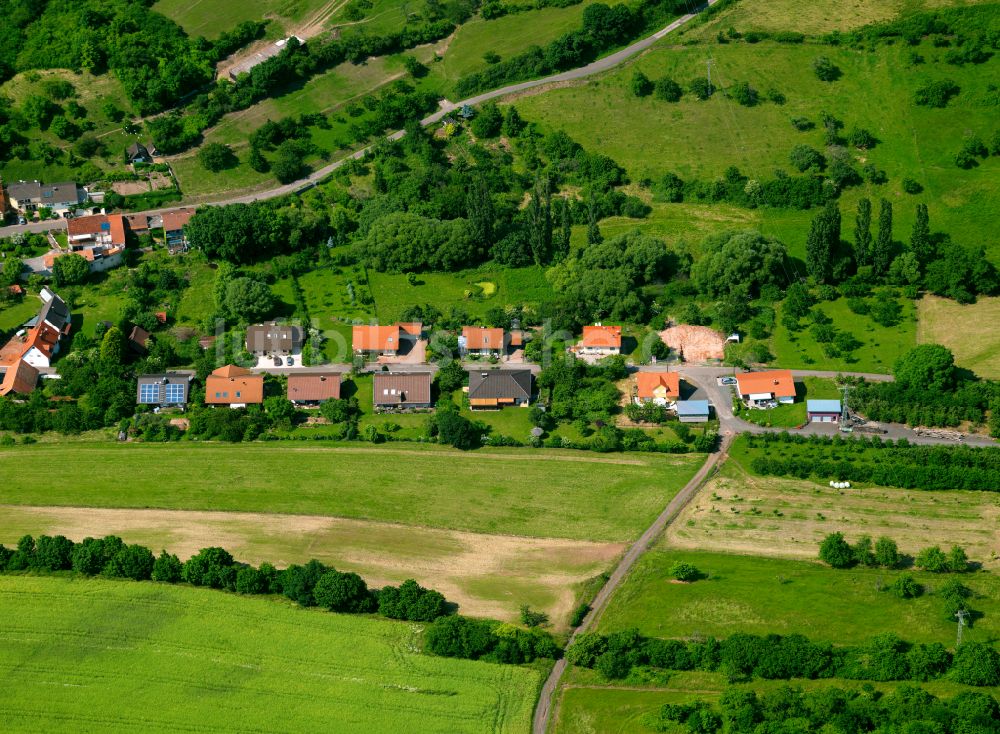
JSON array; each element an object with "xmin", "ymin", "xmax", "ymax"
[{"xmin": 100, "ymin": 222, "xmax": 110, "ymax": 231}]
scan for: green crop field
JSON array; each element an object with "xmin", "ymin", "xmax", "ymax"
[
  {"xmin": 0, "ymin": 443, "xmax": 705, "ymax": 542},
  {"xmin": 0, "ymin": 575, "xmax": 539, "ymax": 733},
  {"xmin": 597, "ymin": 549, "xmax": 1000, "ymax": 646}
]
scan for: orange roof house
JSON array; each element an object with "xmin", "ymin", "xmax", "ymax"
[
  {"xmin": 205, "ymin": 365, "xmax": 264, "ymax": 406},
  {"xmin": 352, "ymin": 324, "xmax": 401, "ymax": 354},
  {"xmin": 0, "ymin": 360, "xmax": 39, "ymax": 396},
  {"xmin": 636, "ymin": 372, "xmax": 680, "ymax": 406},
  {"xmin": 67, "ymin": 214, "xmax": 126, "ymax": 247},
  {"xmin": 735, "ymin": 370, "xmax": 796, "ymax": 406},
  {"xmin": 462, "ymin": 326, "xmax": 505, "ymax": 354},
  {"xmin": 575, "ymin": 324, "xmax": 622, "ymax": 354}
]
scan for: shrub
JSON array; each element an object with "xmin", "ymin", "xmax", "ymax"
[
  {"xmin": 689, "ymin": 77, "xmax": 714, "ymax": 100},
  {"xmin": 182, "ymin": 546, "xmax": 236, "ymax": 589},
  {"xmin": 901, "ymin": 177, "xmax": 923, "ymax": 194},
  {"xmin": 812, "ymin": 56, "xmax": 841, "ymax": 81},
  {"xmin": 729, "ymin": 81, "xmax": 758, "ymax": 106},
  {"xmin": 915, "ymin": 545, "xmax": 950, "ymax": 573},
  {"xmin": 378, "ymin": 579, "xmax": 448, "ymax": 621},
  {"xmin": 570, "ymin": 603, "xmax": 590, "ymax": 627},
  {"xmin": 631, "ymin": 70, "xmax": 653, "ymax": 97},
  {"xmin": 235, "ymin": 566, "xmax": 269, "ymax": 594},
  {"xmin": 875, "ymin": 537, "xmax": 900, "ymax": 569},
  {"xmin": 890, "ymin": 573, "xmax": 922, "ymax": 599},
  {"xmin": 151, "ymin": 550, "xmax": 183, "ymax": 582},
  {"xmin": 197, "ymin": 142, "xmax": 237, "ymax": 172},
  {"xmin": 313, "ymin": 570, "xmax": 374, "ymax": 613},
  {"xmin": 819, "ymin": 532, "xmax": 856, "ymax": 568},
  {"xmin": 953, "ymin": 643, "xmax": 1000, "ymax": 686},
  {"xmin": 670, "ymin": 561, "xmax": 701, "ymax": 582},
  {"xmin": 914, "ymin": 79, "xmax": 960, "ymax": 107},
  {"xmin": 520, "ymin": 604, "xmax": 548, "ymax": 628},
  {"xmin": 654, "ymin": 77, "xmax": 683, "ymax": 102}
]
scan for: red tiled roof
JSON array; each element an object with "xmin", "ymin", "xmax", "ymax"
[
  {"xmin": 580, "ymin": 325, "xmax": 622, "ymax": 348},
  {"xmin": 0, "ymin": 360, "xmax": 38, "ymax": 396},
  {"xmin": 67, "ymin": 214, "xmax": 126, "ymax": 246},
  {"xmin": 161, "ymin": 208, "xmax": 195, "ymax": 232},
  {"xmin": 462, "ymin": 326, "xmax": 504, "ymax": 350},
  {"xmin": 397, "ymin": 322, "xmax": 422, "ymax": 337},
  {"xmin": 353, "ymin": 325, "xmax": 400, "ymax": 352},
  {"xmin": 205, "ymin": 364, "xmax": 264, "ymax": 404},
  {"xmin": 287, "ymin": 373, "xmax": 341, "ymax": 402},
  {"xmin": 735, "ymin": 370, "xmax": 795, "ymax": 399},
  {"xmin": 636, "ymin": 372, "xmax": 680, "ymax": 400}
]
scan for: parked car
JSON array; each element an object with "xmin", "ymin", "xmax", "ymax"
[
  {"xmin": 273, "ymin": 357, "xmax": 282, "ymax": 367},
  {"xmin": 285, "ymin": 357, "xmax": 294, "ymax": 366},
  {"xmin": 720, "ymin": 377, "xmax": 737, "ymax": 385}
]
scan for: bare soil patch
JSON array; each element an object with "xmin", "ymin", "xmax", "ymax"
[
  {"xmin": 660, "ymin": 325, "xmax": 725, "ymax": 363},
  {"xmin": 664, "ymin": 466, "xmax": 1000, "ymax": 568},
  {"xmin": 0, "ymin": 505, "xmax": 624, "ymax": 627}
]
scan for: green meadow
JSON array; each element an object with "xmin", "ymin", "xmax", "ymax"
[{"xmin": 0, "ymin": 574, "xmax": 539, "ymax": 733}]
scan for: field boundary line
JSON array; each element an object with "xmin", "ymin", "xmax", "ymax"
[{"xmin": 532, "ymin": 436, "xmax": 732, "ymax": 734}]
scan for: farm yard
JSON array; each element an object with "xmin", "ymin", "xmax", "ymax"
[{"xmin": 0, "ymin": 575, "xmax": 540, "ymax": 733}]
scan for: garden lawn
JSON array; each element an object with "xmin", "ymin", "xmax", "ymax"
[
  {"xmin": 741, "ymin": 376, "xmax": 841, "ymax": 428},
  {"xmin": 597, "ymin": 549, "xmax": 1000, "ymax": 646},
  {"xmin": 0, "ymin": 299, "xmax": 40, "ymax": 335},
  {"xmin": 0, "ymin": 442, "xmax": 706, "ymax": 542},
  {"xmin": 0, "ymin": 574, "xmax": 539, "ymax": 733}
]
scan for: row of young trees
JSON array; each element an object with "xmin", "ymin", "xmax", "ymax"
[
  {"xmin": 567, "ymin": 628, "xmax": 1000, "ymax": 686},
  {"xmin": 818, "ymin": 532, "xmax": 973, "ymax": 574},
  {"xmin": 0, "ymin": 534, "xmax": 448, "ymax": 622}
]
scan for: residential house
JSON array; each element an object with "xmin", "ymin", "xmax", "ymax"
[
  {"xmin": 162, "ymin": 208, "xmax": 195, "ymax": 252},
  {"xmin": 373, "ymin": 372, "xmax": 433, "ymax": 410},
  {"xmin": 125, "ymin": 213, "xmax": 152, "ymax": 236},
  {"xmin": 352, "ymin": 322, "xmax": 421, "ymax": 357},
  {"xmin": 574, "ymin": 324, "xmax": 622, "ymax": 356},
  {"xmin": 676, "ymin": 400, "xmax": 710, "ymax": 423},
  {"xmin": 735, "ymin": 370, "xmax": 796, "ymax": 408},
  {"xmin": 0, "ymin": 288, "xmax": 72, "ymax": 368},
  {"xmin": 205, "ymin": 365, "xmax": 264, "ymax": 408},
  {"xmin": 467, "ymin": 369, "xmax": 532, "ymax": 409},
  {"xmin": 6, "ymin": 181, "xmax": 80, "ymax": 216},
  {"xmin": 287, "ymin": 372, "xmax": 341, "ymax": 406},
  {"xmin": 126, "ymin": 143, "xmax": 152, "ymax": 164},
  {"xmin": 807, "ymin": 399, "xmax": 842, "ymax": 423},
  {"xmin": 460, "ymin": 326, "xmax": 505, "ymax": 357},
  {"xmin": 246, "ymin": 323, "xmax": 304, "ymax": 357},
  {"xmin": 136, "ymin": 373, "xmax": 194, "ymax": 407},
  {"xmin": 0, "ymin": 360, "xmax": 39, "ymax": 397},
  {"xmin": 635, "ymin": 371, "xmax": 680, "ymax": 407},
  {"xmin": 128, "ymin": 325, "xmax": 151, "ymax": 355},
  {"xmin": 51, "ymin": 213, "xmax": 127, "ymax": 273}
]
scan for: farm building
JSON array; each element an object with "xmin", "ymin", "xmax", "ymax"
[
  {"xmin": 676, "ymin": 400, "xmax": 710, "ymax": 423},
  {"xmin": 735, "ymin": 370, "xmax": 796, "ymax": 408},
  {"xmin": 228, "ymin": 37, "xmax": 305, "ymax": 80},
  {"xmin": 205, "ymin": 365, "xmax": 264, "ymax": 408},
  {"xmin": 807, "ymin": 399, "xmax": 842, "ymax": 423},
  {"xmin": 373, "ymin": 372, "xmax": 433, "ymax": 409},
  {"xmin": 287, "ymin": 373, "xmax": 341, "ymax": 406},
  {"xmin": 635, "ymin": 371, "xmax": 680, "ymax": 406},
  {"xmin": 467, "ymin": 369, "xmax": 532, "ymax": 409}
]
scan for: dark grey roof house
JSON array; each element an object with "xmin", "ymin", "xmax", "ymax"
[
  {"xmin": 137, "ymin": 372, "xmax": 194, "ymax": 406},
  {"xmin": 467, "ymin": 369, "xmax": 532, "ymax": 409},
  {"xmin": 374, "ymin": 372, "xmax": 433, "ymax": 409},
  {"xmin": 246, "ymin": 323, "xmax": 304, "ymax": 355},
  {"xmin": 126, "ymin": 143, "xmax": 151, "ymax": 163},
  {"xmin": 38, "ymin": 288, "xmax": 71, "ymax": 333}
]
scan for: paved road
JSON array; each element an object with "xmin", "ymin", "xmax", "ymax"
[
  {"xmin": 0, "ymin": 1, "xmax": 719, "ymax": 239},
  {"xmin": 531, "ymin": 432, "xmax": 732, "ymax": 734}
]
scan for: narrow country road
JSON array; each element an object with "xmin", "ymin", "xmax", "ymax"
[
  {"xmin": 531, "ymin": 433, "xmax": 732, "ymax": 734},
  {"xmin": 0, "ymin": 0, "xmax": 719, "ymax": 240}
]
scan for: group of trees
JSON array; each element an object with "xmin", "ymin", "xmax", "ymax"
[
  {"xmin": 568, "ymin": 627, "xmax": 1000, "ymax": 687},
  {"xmin": 744, "ymin": 428, "xmax": 1000, "ymax": 491},
  {"xmin": 647, "ymin": 684, "xmax": 1000, "ymax": 734},
  {"xmin": 187, "ymin": 201, "xmax": 329, "ymax": 264},
  {"xmin": 0, "ymin": 534, "xmax": 449, "ymax": 623},
  {"xmin": 819, "ymin": 532, "xmax": 972, "ymax": 574},
  {"xmin": 424, "ymin": 614, "xmax": 560, "ymax": 664}
]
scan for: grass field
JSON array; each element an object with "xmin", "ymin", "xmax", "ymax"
[
  {"xmin": 0, "ymin": 574, "xmax": 540, "ymax": 733},
  {"xmin": 152, "ymin": 0, "xmax": 331, "ymax": 37},
  {"xmin": 0, "ymin": 504, "xmax": 621, "ymax": 625},
  {"xmin": 917, "ymin": 295, "xmax": 1000, "ymax": 379},
  {"xmin": 663, "ymin": 448, "xmax": 1000, "ymax": 568},
  {"xmin": 0, "ymin": 443, "xmax": 705, "ymax": 542},
  {"xmin": 513, "ymin": 37, "xmax": 1000, "ymax": 261},
  {"xmin": 598, "ymin": 549, "xmax": 1000, "ymax": 645},
  {"xmin": 553, "ymin": 668, "xmax": 1000, "ymax": 734}
]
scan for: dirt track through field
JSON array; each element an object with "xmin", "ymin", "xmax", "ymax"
[{"xmin": 0, "ymin": 505, "xmax": 623, "ymax": 625}]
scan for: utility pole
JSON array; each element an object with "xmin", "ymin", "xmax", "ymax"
[{"xmin": 956, "ymin": 609, "xmax": 968, "ymax": 647}]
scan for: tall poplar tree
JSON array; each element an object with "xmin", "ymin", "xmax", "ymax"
[
  {"xmin": 873, "ymin": 198, "xmax": 893, "ymax": 276},
  {"xmin": 910, "ymin": 203, "xmax": 932, "ymax": 265},
  {"xmin": 854, "ymin": 197, "xmax": 872, "ymax": 267}
]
